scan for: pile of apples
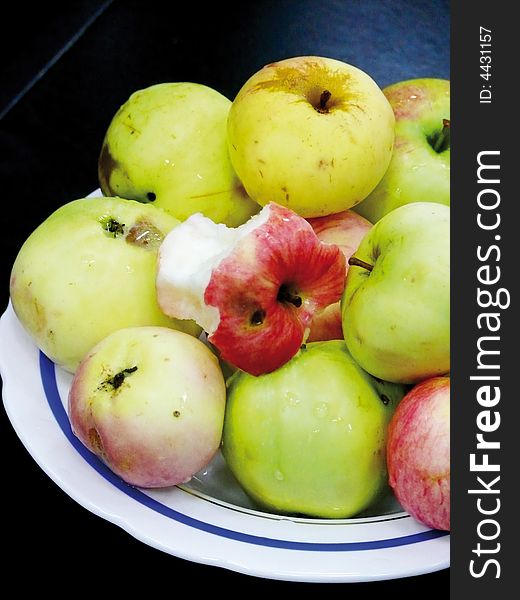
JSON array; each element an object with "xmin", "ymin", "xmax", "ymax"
[{"xmin": 9, "ymin": 56, "xmax": 450, "ymax": 530}]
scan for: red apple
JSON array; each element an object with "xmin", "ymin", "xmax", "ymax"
[
  {"xmin": 387, "ymin": 376, "xmax": 450, "ymax": 530},
  {"xmin": 69, "ymin": 326, "xmax": 226, "ymax": 488},
  {"xmin": 306, "ymin": 210, "xmax": 372, "ymax": 342},
  {"xmin": 156, "ymin": 202, "xmax": 346, "ymax": 375}
]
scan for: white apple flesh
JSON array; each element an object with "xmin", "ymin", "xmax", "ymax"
[
  {"xmin": 9, "ymin": 197, "xmax": 200, "ymax": 372},
  {"xmin": 307, "ymin": 210, "xmax": 372, "ymax": 342},
  {"xmin": 387, "ymin": 376, "xmax": 450, "ymax": 531},
  {"xmin": 156, "ymin": 203, "xmax": 346, "ymax": 375},
  {"xmin": 69, "ymin": 326, "xmax": 226, "ymax": 488},
  {"xmin": 227, "ymin": 56, "xmax": 395, "ymax": 217}
]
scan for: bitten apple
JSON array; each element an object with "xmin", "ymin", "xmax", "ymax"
[
  {"xmin": 99, "ymin": 82, "xmax": 259, "ymax": 227},
  {"xmin": 156, "ymin": 203, "xmax": 346, "ymax": 375},
  {"xmin": 227, "ymin": 56, "xmax": 395, "ymax": 217},
  {"xmin": 387, "ymin": 376, "xmax": 450, "ymax": 531},
  {"xmin": 307, "ymin": 210, "xmax": 372, "ymax": 342},
  {"xmin": 69, "ymin": 326, "xmax": 226, "ymax": 488},
  {"xmin": 342, "ymin": 202, "xmax": 450, "ymax": 384},
  {"xmin": 222, "ymin": 341, "xmax": 406, "ymax": 518},
  {"xmin": 354, "ymin": 78, "xmax": 450, "ymax": 223},
  {"xmin": 10, "ymin": 197, "xmax": 200, "ymax": 372}
]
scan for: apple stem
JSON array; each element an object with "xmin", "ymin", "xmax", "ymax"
[
  {"xmin": 318, "ymin": 90, "xmax": 331, "ymax": 113},
  {"xmin": 432, "ymin": 118, "xmax": 450, "ymax": 153},
  {"xmin": 348, "ymin": 256, "xmax": 374, "ymax": 272}
]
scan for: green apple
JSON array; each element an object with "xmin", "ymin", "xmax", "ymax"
[
  {"xmin": 69, "ymin": 326, "xmax": 226, "ymax": 488},
  {"xmin": 227, "ymin": 56, "xmax": 395, "ymax": 218},
  {"xmin": 98, "ymin": 82, "xmax": 259, "ymax": 227},
  {"xmin": 354, "ymin": 78, "xmax": 450, "ymax": 223},
  {"xmin": 342, "ymin": 202, "xmax": 450, "ymax": 384},
  {"xmin": 222, "ymin": 341, "xmax": 406, "ymax": 518},
  {"xmin": 10, "ymin": 197, "xmax": 200, "ymax": 372}
]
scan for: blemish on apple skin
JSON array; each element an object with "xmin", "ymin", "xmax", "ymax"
[
  {"xmin": 125, "ymin": 220, "xmax": 164, "ymax": 249},
  {"xmin": 234, "ymin": 182, "xmax": 246, "ymax": 197},
  {"xmin": 89, "ymin": 428, "xmax": 107, "ymax": 460},
  {"xmin": 384, "ymin": 84, "xmax": 426, "ymax": 120},
  {"xmin": 123, "ymin": 120, "xmax": 141, "ymax": 136},
  {"xmin": 98, "ymin": 143, "xmax": 120, "ymax": 195},
  {"xmin": 259, "ymin": 170, "xmax": 264, "ymax": 179},
  {"xmin": 173, "ymin": 410, "xmax": 181, "ymax": 418}
]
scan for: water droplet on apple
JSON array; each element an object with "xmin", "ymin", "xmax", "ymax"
[
  {"xmin": 284, "ymin": 391, "xmax": 300, "ymax": 406},
  {"xmin": 313, "ymin": 402, "xmax": 328, "ymax": 417}
]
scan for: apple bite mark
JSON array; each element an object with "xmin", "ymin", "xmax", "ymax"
[{"xmin": 156, "ymin": 203, "xmax": 346, "ymax": 376}]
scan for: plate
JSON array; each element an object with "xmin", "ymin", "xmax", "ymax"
[{"xmin": 0, "ymin": 285, "xmax": 449, "ymax": 583}]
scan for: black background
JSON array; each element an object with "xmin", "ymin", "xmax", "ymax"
[{"xmin": 0, "ymin": 0, "xmax": 452, "ymax": 593}]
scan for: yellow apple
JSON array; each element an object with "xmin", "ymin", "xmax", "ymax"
[{"xmin": 227, "ymin": 56, "xmax": 395, "ymax": 217}]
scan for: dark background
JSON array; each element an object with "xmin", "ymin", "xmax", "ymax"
[{"xmin": 1, "ymin": 0, "xmax": 450, "ymax": 593}]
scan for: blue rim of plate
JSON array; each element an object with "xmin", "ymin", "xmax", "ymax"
[{"xmin": 40, "ymin": 351, "xmax": 448, "ymax": 552}]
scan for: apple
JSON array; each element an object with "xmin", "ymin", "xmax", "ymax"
[
  {"xmin": 354, "ymin": 78, "xmax": 450, "ymax": 223},
  {"xmin": 341, "ymin": 202, "xmax": 449, "ymax": 384},
  {"xmin": 306, "ymin": 210, "xmax": 372, "ymax": 342},
  {"xmin": 222, "ymin": 340, "xmax": 407, "ymax": 518},
  {"xmin": 387, "ymin": 376, "xmax": 450, "ymax": 530},
  {"xmin": 10, "ymin": 197, "xmax": 200, "ymax": 372},
  {"xmin": 227, "ymin": 56, "xmax": 395, "ymax": 218},
  {"xmin": 156, "ymin": 202, "xmax": 346, "ymax": 376},
  {"xmin": 69, "ymin": 326, "xmax": 226, "ymax": 488},
  {"xmin": 98, "ymin": 82, "xmax": 260, "ymax": 227}
]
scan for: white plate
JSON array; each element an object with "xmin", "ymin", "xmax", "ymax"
[{"xmin": 0, "ymin": 302, "xmax": 449, "ymax": 582}]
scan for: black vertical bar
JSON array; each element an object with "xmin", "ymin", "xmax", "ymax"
[{"xmin": 451, "ymin": 2, "xmax": 514, "ymax": 597}]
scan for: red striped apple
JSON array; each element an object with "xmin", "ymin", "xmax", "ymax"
[
  {"xmin": 156, "ymin": 203, "xmax": 346, "ymax": 375},
  {"xmin": 307, "ymin": 210, "xmax": 372, "ymax": 342},
  {"xmin": 69, "ymin": 326, "xmax": 226, "ymax": 488},
  {"xmin": 387, "ymin": 376, "xmax": 450, "ymax": 531}
]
